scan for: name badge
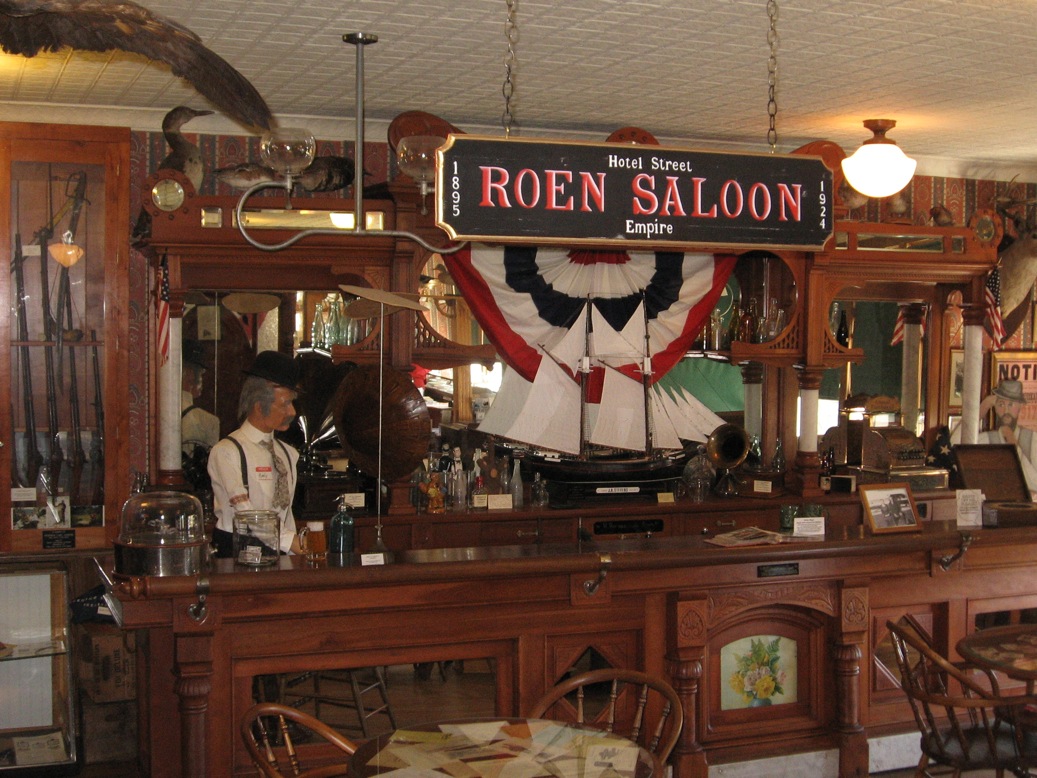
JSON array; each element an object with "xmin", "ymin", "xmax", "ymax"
[{"xmin": 255, "ymin": 466, "xmax": 273, "ymax": 482}]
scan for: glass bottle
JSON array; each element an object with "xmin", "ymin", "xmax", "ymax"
[
  {"xmin": 710, "ymin": 308, "xmax": 724, "ymax": 350},
  {"xmin": 324, "ymin": 295, "xmax": 342, "ymax": 346},
  {"xmin": 829, "ymin": 302, "xmax": 841, "ymax": 341},
  {"xmin": 328, "ymin": 496, "xmax": 355, "ymax": 555},
  {"xmin": 697, "ymin": 314, "xmax": 710, "ymax": 351},
  {"xmin": 728, "ymin": 302, "xmax": 742, "ymax": 345},
  {"xmin": 771, "ymin": 438, "xmax": 786, "ymax": 472},
  {"xmin": 510, "ymin": 459, "xmax": 524, "ymax": 509},
  {"xmin": 498, "ymin": 457, "xmax": 511, "ymax": 494},
  {"xmin": 470, "ymin": 476, "xmax": 488, "ymax": 510},
  {"xmin": 531, "ymin": 472, "xmax": 549, "ymax": 508},
  {"xmin": 311, "ymin": 302, "xmax": 325, "ymax": 348},
  {"xmin": 836, "ymin": 309, "xmax": 850, "ymax": 347},
  {"xmin": 740, "ymin": 298, "xmax": 759, "ymax": 343},
  {"xmin": 770, "ymin": 305, "xmax": 787, "ymax": 340},
  {"xmin": 746, "ymin": 434, "xmax": 763, "ymax": 471}
]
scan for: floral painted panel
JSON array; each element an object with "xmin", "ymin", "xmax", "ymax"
[{"xmin": 721, "ymin": 635, "xmax": 797, "ymax": 710}]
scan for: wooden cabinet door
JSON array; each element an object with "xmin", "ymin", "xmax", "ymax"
[{"xmin": 1, "ymin": 122, "xmax": 130, "ymax": 552}]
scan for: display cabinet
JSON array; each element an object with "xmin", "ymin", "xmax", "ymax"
[
  {"xmin": 0, "ymin": 563, "xmax": 77, "ymax": 773},
  {"xmin": 1, "ymin": 122, "xmax": 130, "ymax": 552}
]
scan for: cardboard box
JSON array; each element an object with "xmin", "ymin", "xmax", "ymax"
[
  {"xmin": 78, "ymin": 623, "xmax": 136, "ymax": 703},
  {"xmin": 80, "ymin": 696, "xmax": 137, "ymax": 764}
]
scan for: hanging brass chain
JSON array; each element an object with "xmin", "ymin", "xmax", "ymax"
[
  {"xmin": 502, "ymin": 0, "xmax": 518, "ymax": 136},
  {"xmin": 766, "ymin": 0, "xmax": 779, "ymax": 152}
]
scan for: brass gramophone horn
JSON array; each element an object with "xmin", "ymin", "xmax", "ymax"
[
  {"xmin": 705, "ymin": 423, "xmax": 750, "ymax": 497},
  {"xmin": 329, "ymin": 365, "xmax": 431, "ymax": 484}
]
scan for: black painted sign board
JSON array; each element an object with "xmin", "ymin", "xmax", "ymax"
[{"xmin": 436, "ymin": 135, "xmax": 834, "ymax": 250}]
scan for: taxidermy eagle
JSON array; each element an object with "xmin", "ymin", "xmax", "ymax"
[{"xmin": 0, "ymin": 0, "xmax": 272, "ymax": 130}]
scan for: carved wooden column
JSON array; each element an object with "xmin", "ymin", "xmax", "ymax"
[
  {"xmin": 793, "ymin": 365, "xmax": 825, "ymax": 496},
  {"xmin": 899, "ymin": 303, "xmax": 926, "ymax": 434},
  {"xmin": 667, "ymin": 594, "xmax": 709, "ymax": 778},
  {"xmin": 835, "ymin": 584, "xmax": 870, "ymax": 778},
  {"xmin": 172, "ymin": 592, "xmax": 217, "ymax": 778}
]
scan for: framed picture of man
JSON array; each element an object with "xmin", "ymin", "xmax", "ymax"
[
  {"xmin": 860, "ymin": 483, "xmax": 921, "ymax": 534},
  {"xmin": 989, "ymin": 352, "xmax": 1037, "ymax": 434}
]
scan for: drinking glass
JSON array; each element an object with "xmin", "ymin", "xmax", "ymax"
[{"xmin": 300, "ymin": 520, "xmax": 327, "ymax": 564}]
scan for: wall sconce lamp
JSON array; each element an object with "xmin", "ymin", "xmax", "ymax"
[
  {"xmin": 259, "ymin": 127, "xmax": 316, "ymax": 207},
  {"xmin": 840, "ymin": 119, "xmax": 917, "ymax": 199},
  {"xmin": 396, "ymin": 135, "xmax": 441, "ymax": 215},
  {"xmin": 235, "ymin": 32, "xmax": 465, "ymax": 256}
]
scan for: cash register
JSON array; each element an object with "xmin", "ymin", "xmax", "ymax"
[{"xmin": 820, "ymin": 394, "xmax": 949, "ymax": 491}]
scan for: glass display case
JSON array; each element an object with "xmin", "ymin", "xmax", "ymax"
[
  {"xmin": 0, "ymin": 564, "xmax": 77, "ymax": 773},
  {"xmin": 1, "ymin": 122, "xmax": 130, "ymax": 552}
]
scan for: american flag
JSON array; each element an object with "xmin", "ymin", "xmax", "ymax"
[
  {"xmin": 157, "ymin": 254, "xmax": 170, "ymax": 366},
  {"xmin": 890, "ymin": 304, "xmax": 926, "ymax": 346},
  {"xmin": 984, "ymin": 265, "xmax": 1007, "ymax": 351}
]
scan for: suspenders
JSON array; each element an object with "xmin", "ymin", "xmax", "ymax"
[
  {"xmin": 212, "ymin": 435, "xmax": 292, "ymax": 559},
  {"xmin": 228, "ymin": 436, "xmax": 292, "ymax": 498}
]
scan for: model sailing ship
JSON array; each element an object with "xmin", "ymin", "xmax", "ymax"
[{"xmin": 444, "ymin": 243, "xmax": 737, "ymax": 490}]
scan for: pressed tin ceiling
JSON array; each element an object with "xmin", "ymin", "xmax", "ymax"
[{"xmin": 1, "ymin": 0, "xmax": 1036, "ymax": 180}]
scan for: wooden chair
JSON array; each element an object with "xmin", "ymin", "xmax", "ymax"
[
  {"xmin": 279, "ymin": 666, "xmax": 397, "ymax": 738},
  {"xmin": 886, "ymin": 618, "xmax": 1037, "ymax": 777},
  {"xmin": 527, "ymin": 668, "xmax": 683, "ymax": 766},
  {"xmin": 240, "ymin": 702, "xmax": 358, "ymax": 778}
]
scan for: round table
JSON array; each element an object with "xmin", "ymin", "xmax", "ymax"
[
  {"xmin": 957, "ymin": 624, "xmax": 1037, "ymax": 689},
  {"xmin": 348, "ymin": 717, "xmax": 659, "ymax": 778}
]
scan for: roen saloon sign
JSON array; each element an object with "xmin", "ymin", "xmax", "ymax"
[{"xmin": 436, "ymin": 135, "xmax": 833, "ymax": 250}]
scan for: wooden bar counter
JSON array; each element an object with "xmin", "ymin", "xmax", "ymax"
[{"xmin": 115, "ymin": 498, "xmax": 1037, "ymax": 778}]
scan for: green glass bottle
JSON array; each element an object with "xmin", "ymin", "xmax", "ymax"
[{"xmin": 328, "ymin": 495, "xmax": 355, "ymax": 555}]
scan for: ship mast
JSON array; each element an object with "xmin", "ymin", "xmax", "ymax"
[
  {"xmin": 640, "ymin": 292, "xmax": 654, "ymax": 457},
  {"xmin": 579, "ymin": 298, "xmax": 592, "ymax": 460}
]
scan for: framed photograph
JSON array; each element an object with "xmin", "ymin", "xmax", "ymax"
[
  {"xmin": 989, "ymin": 351, "xmax": 1037, "ymax": 434},
  {"xmin": 859, "ymin": 483, "xmax": 920, "ymax": 534},
  {"xmin": 948, "ymin": 349, "xmax": 965, "ymax": 410}
]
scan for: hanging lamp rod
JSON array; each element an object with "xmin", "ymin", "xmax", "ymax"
[{"xmin": 236, "ymin": 32, "xmax": 466, "ymax": 256}]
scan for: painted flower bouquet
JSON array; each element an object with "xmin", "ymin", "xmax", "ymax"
[{"xmin": 729, "ymin": 636, "xmax": 786, "ymax": 707}]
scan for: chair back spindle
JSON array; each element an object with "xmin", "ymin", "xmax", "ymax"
[
  {"xmin": 527, "ymin": 668, "xmax": 683, "ymax": 765},
  {"xmin": 241, "ymin": 701, "xmax": 358, "ymax": 778},
  {"xmin": 886, "ymin": 617, "xmax": 1037, "ymax": 776}
]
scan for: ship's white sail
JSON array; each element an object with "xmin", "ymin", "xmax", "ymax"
[
  {"xmin": 446, "ymin": 243, "xmax": 737, "ymax": 458},
  {"xmin": 478, "ymin": 359, "xmax": 583, "ymax": 455},
  {"xmin": 588, "ymin": 365, "xmax": 646, "ymax": 450}
]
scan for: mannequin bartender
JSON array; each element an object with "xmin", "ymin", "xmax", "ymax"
[{"xmin": 208, "ymin": 351, "xmax": 304, "ymax": 556}]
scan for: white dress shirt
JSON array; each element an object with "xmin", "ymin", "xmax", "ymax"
[{"xmin": 207, "ymin": 420, "xmax": 299, "ymax": 553}]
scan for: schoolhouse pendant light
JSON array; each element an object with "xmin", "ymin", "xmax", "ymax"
[{"xmin": 840, "ymin": 119, "xmax": 917, "ymax": 199}]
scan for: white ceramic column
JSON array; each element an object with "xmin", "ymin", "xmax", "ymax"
[
  {"xmin": 960, "ymin": 306, "xmax": 986, "ymax": 444},
  {"xmin": 800, "ymin": 385, "xmax": 819, "ymax": 455},
  {"xmin": 158, "ymin": 318, "xmax": 183, "ymax": 474},
  {"xmin": 741, "ymin": 363, "xmax": 764, "ymax": 443}
]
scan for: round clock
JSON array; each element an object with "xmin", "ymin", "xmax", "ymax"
[
  {"xmin": 968, "ymin": 208, "xmax": 1003, "ymax": 247},
  {"xmin": 151, "ymin": 178, "xmax": 186, "ymax": 212},
  {"xmin": 142, "ymin": 169, "xmax": 195, "ymax": 217}
]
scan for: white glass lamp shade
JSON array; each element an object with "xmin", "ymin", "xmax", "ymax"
[
  {"xmin": 260, "ymin": 128, "xmax": 317, "ymax": 177},
  {"xmin": 397, "ymin": 135, "xmax": 442, "ymax": 193},
  {"xmin": 840, "ymin": 119, "xmax": 916, "ymax": 199}
]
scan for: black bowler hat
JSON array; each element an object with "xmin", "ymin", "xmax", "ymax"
[{"xmin": 244, "ymin": 351, "xmax": 300, "ymax": 390}]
